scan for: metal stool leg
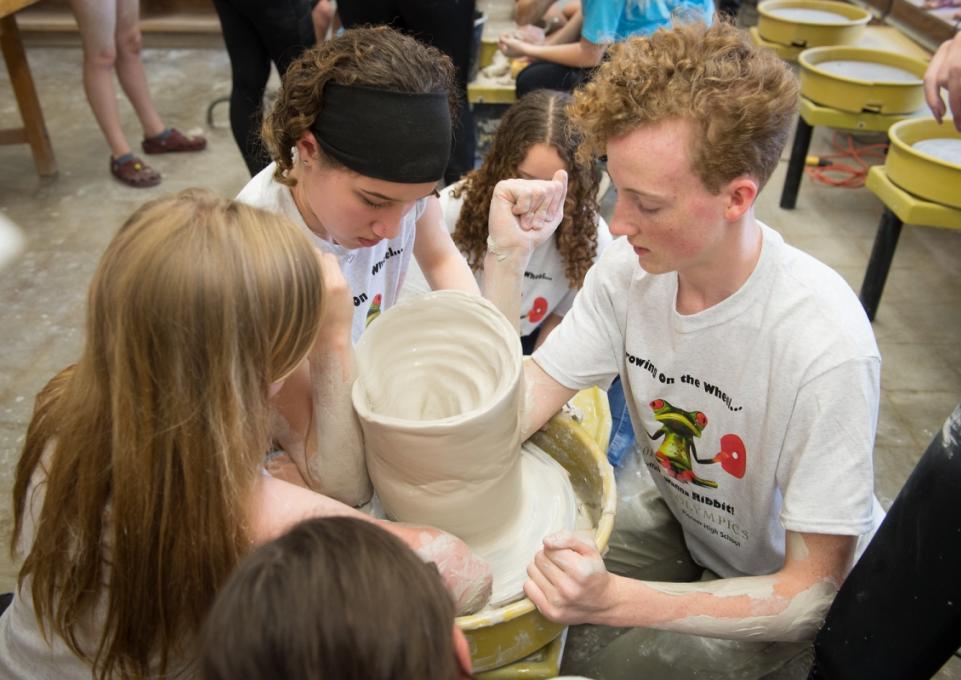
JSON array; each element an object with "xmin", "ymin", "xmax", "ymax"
[
  {"xmin": 859, "ymin": 207, "xmax": 903, "ymax": 321},
  {"xmin": 780, "ymin": 115, "xmax": 813, "ymax": 210}
]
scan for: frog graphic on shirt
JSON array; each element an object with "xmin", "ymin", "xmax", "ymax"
[
  {"xmin": 365, "ymin": 293, "xmax": 383, "ymax": 327},
  {"xmin": 647, "ymin": 399, "xmax": 747, "ymax": 488}
]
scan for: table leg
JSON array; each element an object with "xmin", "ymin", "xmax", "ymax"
[
  {"xmin": 1, "ymin": 14, "xmax": 57, "ymax": 177},
  {"xmin": 859, "ymin": 208, "xmax": 903, "ymax": 322},
  {"xmin": 779, "ymin": 115, "xmax": 812, "ymax": 210}
]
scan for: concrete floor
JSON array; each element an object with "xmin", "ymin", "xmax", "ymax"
[{"xmin": 1, "ymin": 44, "xmax": 960, "ymax": 677}]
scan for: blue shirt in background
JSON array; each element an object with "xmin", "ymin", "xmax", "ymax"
[{"xmin": 581, "ymin": 0, "xmax": 715, "ymax": 44}]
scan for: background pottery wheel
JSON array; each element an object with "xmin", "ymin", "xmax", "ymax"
[
  {"xmin": 757, "ymin": 0, "xmax": 870, "ymax": 48},
  {"xmin": 885, "ymin": 118, "xmax": 961, "ymax": 209},
  {"xmin": 799, "ymin": 46, "xmax": 927, "ymax": 114}
]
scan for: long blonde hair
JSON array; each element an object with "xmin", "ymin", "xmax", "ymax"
[{"xmin": 11, "ymin": 189, "xmax": 325, "ymax": 678}]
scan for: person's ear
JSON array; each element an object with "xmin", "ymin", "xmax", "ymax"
[
  {"xmin": 452, "ymin": 626, "xmax": 472, "ymax": 679},
  {"xmin": 295, "ymin": 131, "xmax": 321, "ymax": 166},
  {"xmin": 723, "ymin": 176, "xmax": 759, "ymax": 222}
]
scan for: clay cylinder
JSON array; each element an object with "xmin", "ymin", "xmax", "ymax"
[{"xmin": 352, "ymin": 291, "xmax": 523, "ymax": 547}]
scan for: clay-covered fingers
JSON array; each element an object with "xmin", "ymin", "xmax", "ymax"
[
  {"xmin": 542, "ymin": 527, "xmax": 596, "ymax": 554},
  {"xmin": 525, "ymin": 552, "xmax": 571, "ymax": 622},
  {"xmin": 524, "ymin": 550, "xmax": 590, "ymax": 623},
  {"xmin": 410, "ymin": 526, "xmax": 493, "ymax": 615},
  {"xmin": 487, "ymin": 173, "xmax": 568, "ymax": 260},
  {"xmin": 498, "ymin": 35, "xmax": 526, "ymax": 58},
  {"xmin": 925, "ymin": 41, "xmax": 950, "ymax": 123},
  {"xmin": 924, "ymin": 35, "xmax": 961, "ymax": 131},
  {"xmin": 516, "ymin": 170, "xmax": 567, "ymax": 231},
  {"xmin": 313, "ymin": 249, "xmax": 353, "ymax": 338},
  {"xmin": 546, "ymin": 168, "xmax": 569, "ymax": 220},
  {"xmin": 523, "ymin": 531, "xmax": 610, "ymax": 624}
]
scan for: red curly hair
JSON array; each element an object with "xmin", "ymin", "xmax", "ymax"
[{"xmin": 570, "ymin": 21, "xmax": 799, "ymax": 193}]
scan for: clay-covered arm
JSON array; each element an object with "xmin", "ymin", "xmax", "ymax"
[
  {"xmin": 482, "ymin": 171, "xmax": 568, "ymax": 331},
  {"xmin": 251, "ymin": 475, "xmax": 492, "ymax": 614},
  {"xmin": 525, "ymin": 530, "xmax": 855, "ymax": 642},
  {"xmin": 521, "ymin": 358, "xmax": 576, "ymax": 440},
  {"xmin": 270, "ymin": 252, "xmax": 371, "ymax": 506},
  {"xmin": 414, "ymin": 196, "xmax": 480, "ymax": 295},
  {"xmin": 500, "ymin": 12, "xmax": 604, "ymax": 70}
]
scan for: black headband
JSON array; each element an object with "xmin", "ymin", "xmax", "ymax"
[{"xmin": 311, "ymin": 84, "xmax": 451, "ymax": 184}]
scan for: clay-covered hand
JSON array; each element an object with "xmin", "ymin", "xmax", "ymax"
[
  {"xmin": 487, "ymin": 170, "xmax": 568, "ymax": 259},
  {"xmin": 524, "ymin": 530, "xmax": 613, "ymax": 624},
  {"xmin": 403, "ymin": 525, "xmax": 493, "ymax": 615},
  {"xmin": 924, "ymin": 33, "xmax": 961, "ymax": 132},
  {"xmin": 499, "ymin": 34, "xmax": 531, "ymax": 58},
  {"xmin": 312, "ymin": 249, "xmax": 353, "ymax": 350}
]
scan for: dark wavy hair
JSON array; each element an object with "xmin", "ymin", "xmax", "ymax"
[
  {"xmin": 452, "ymin": 90, "xmax": 601, "ymax": 288},
  {"xmin": 201, "ymin": 517, "xmax": 467, "ymax": 680},
  {"xmin": 262, "ymin": 26, "xmax": 456, "ymax": 186}
]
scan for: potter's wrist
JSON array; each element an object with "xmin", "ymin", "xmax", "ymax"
[
  {"xmin": 485, "ymin": 245, "xmax": 530, "ymax": 271},
  {"xmin": 596, "ymin": 574, "xmax": 633, "ymax": 627},
  {"xmin": 309, "ymin": 329, "xmax": 351, "ymax": 361}
]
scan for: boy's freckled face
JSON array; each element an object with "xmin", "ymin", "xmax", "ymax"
[{"xmin": 606, "ymin": 119, "xmax": 727, "ymax": 275}]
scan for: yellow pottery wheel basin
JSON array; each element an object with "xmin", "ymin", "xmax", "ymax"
[
  {"xmin": 457, "ymin": 409, "xmax": 616, "ymax": 672},
  {"xmin": 799, "ymin": 46, "xmax": 927, "ymax": 114},
  {"xmin": 886, "ymin": 117, "xmax": 961, "ymax": 209},
  {"xmin": 758, "ymin": 0, "xmax": 870, "ymax": 49}
]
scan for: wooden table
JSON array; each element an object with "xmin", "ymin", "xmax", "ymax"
[{"xmin": 1, "ymin": 0, "xmax": 56, "ymax": 177}]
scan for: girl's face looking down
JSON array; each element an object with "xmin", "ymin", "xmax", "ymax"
[
  {"xmin": 516, "ymin": 142, "xmax": 568, "ymax": 183},
  {"xmin": 293, "ymin": 133, "xmax": 437, "ymax": 250}
]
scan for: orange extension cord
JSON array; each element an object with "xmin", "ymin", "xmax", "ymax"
[{"xmin": 804, "ymin": 131, "xmax": 889, "ymax": 189}]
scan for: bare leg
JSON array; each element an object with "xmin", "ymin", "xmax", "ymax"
[
  {"xmin": 67, "ymin": 0, "xmax": 130, "ymax": 157},
  {"xmin": 114, "ymin": 0, "xmax": 165, "ymax": 139}
]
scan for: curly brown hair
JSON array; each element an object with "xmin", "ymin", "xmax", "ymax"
[
  {"xmin": 570, "ymin": 21, "xmax": 799, "ymax": 193},
  {"xmin": 262, "ymin": 26, "xmax": 456, "ymax": 187},
  {"xmin": 453, "ymin": 90, "xmax": 601, "ymax": 289}
]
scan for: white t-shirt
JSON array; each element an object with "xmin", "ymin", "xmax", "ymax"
[
  {"xmin": 534, "ymin": 224, "xmax": 884, "ymax": 578},
  {"xmin": 237, "ymin": 163, "xmax": 425, "ymax": 343},
  {"xmin": 0, "ymin": 460, "xmax": 191, "ymax": 679},
  {"xmin": 401, "ymin": 182, "xmax": 613, "ymax": 336}
]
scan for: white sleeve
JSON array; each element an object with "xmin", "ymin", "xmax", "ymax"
[
  {"xmin": 532, "ymin": 242, "xmax": 631, "ymax": 391},
  {"xmin": 776, "ymin": 356, "xmax": 881, "ymax": 535},
  {"xmin": 438, "ymin": 182, "xmax": 464, "ymax": 234}
]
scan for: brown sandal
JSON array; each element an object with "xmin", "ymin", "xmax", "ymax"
[
  {"xmin": 110, "ymin": 155, "xmax": 161, "ymax": 188},
  {"xmin": 142, "ymin": 128, "xmax": 207, "ymax": 154}
]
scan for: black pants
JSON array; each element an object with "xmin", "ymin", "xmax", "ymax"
[
  {"xmin": 212, "ymin": 0, "xmax": 314, "ymax": 176},
  {"xmin": 338, "ymin": 0, "xmax": 477, "ymax": 186},
  {"xmin": 809, "ymin": 402, "xmax": 961, "ymax": 680},
  {"xmin": 515, "ymin": 61, "xmax": 593, "ymax": 98}
]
